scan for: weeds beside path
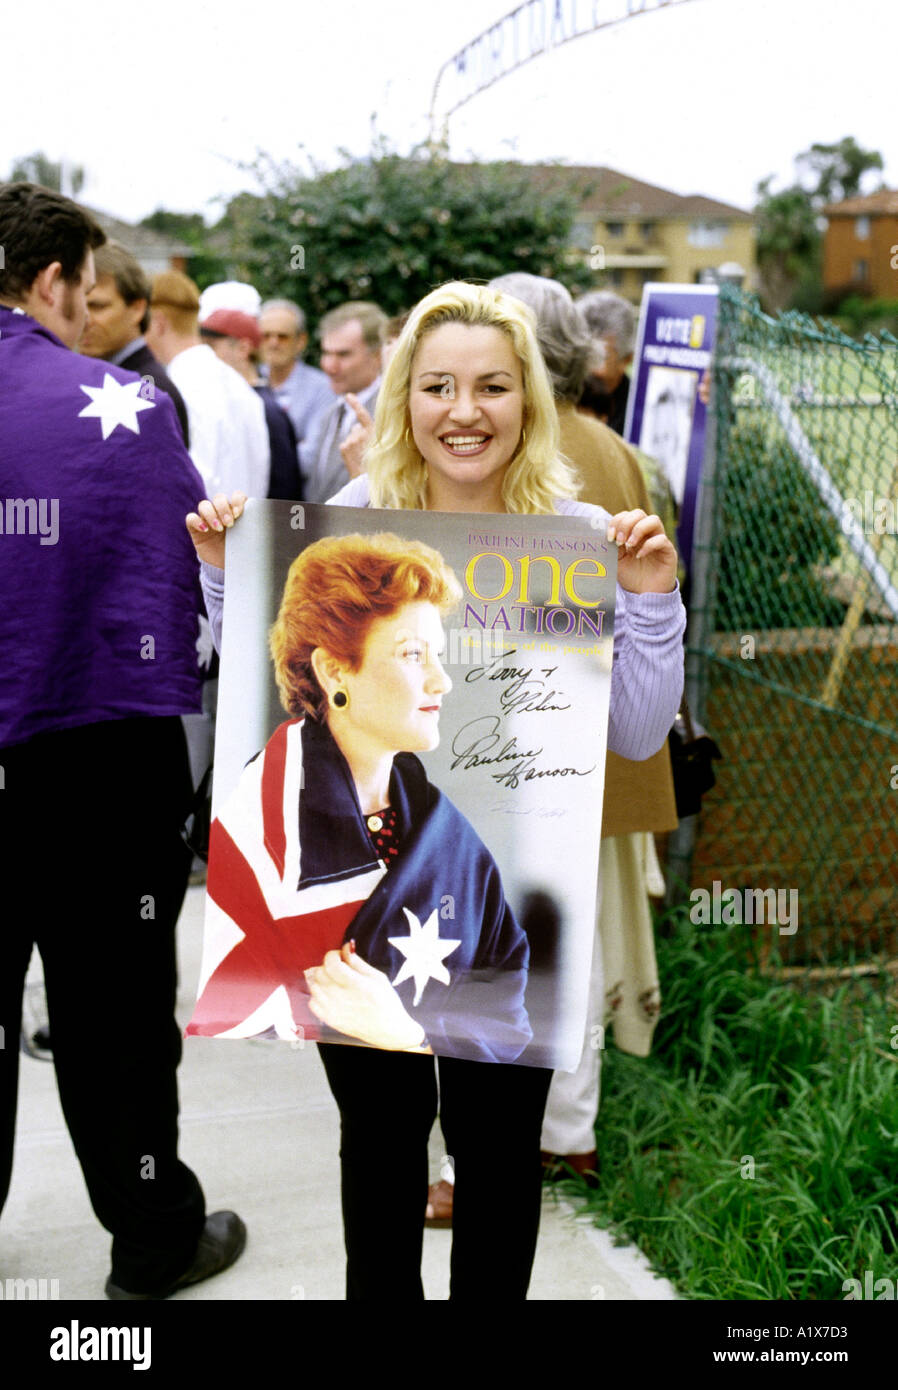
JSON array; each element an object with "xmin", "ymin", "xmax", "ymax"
[{"xmin": 564, "ymin": 921, "xmax": 898, "ymax": 1300}]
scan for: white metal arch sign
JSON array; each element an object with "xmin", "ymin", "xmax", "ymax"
[{"xmin": 429, "ymin": 0, "xmax": 699, "ymax": 133}]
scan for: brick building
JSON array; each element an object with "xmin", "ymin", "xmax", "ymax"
[{"xmin": 822, "ymin": 189, "xmax": 898, "ymax": 299}]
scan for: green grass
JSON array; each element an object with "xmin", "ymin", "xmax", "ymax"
[
  {"xmin": 723, "ymin": 336, "xmax": 898, "ymax": 600},
  {"xmin": 728, "ymin": 334, "xmax": 898, "ymax": 608},
  {"xmin": 555, "ymin": 915, "xmax": 898, "ymax": 1300}
]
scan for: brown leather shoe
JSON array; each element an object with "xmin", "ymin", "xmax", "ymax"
[
  {"xmin": 541, "ymin": 1150, "xmax": 599, "ymax": 1187},
  {"xmin": 425, "ymin": 1179, "xmax": 454, "ymax": 1227}
]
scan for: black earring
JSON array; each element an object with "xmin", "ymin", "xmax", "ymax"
[{"xmin": 332, "ymin": 690, "xmax": 348, "ymax": 709}]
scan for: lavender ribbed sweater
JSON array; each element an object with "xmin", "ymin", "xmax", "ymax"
[{"xmin": 200, "ymin": 477, "xmax": 685, "ymax": 762}]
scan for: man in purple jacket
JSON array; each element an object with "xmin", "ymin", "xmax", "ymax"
[{"xmin": 0, "ymin": 182, "xmax": 245, "ymax": 1299}]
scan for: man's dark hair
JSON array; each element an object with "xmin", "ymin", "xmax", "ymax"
[{"xmin": 0, "ymin": 183, "xmax": 106, "ymax": 301}]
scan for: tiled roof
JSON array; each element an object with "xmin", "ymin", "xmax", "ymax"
[
  {"xmin": 85, "ymin": 207, "xmax": 193, "ymax": 258},
  {"xmin": 823, "ymin": 189, "xmax": 898, "ymax": 216},
  {"xmin": 515, "ymin": 164, "xmax": 752, "ymax": 220}
]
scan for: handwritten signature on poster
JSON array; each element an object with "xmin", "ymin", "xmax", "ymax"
[{"xmin": 450, "ymin": 646, "xmax": 595, "ymax": 790}]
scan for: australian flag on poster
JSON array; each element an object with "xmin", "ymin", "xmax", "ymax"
[
  {"xmin": 0, "ymin": 306, "xmax": 210, "ymax": 749},
  {"xmin": 187, "ymin": 501, "xmax": 619, "ymax": 1070},
  {"xmin": 189, "ymin": 715, "xmax": 533, "ymax": 1064}
]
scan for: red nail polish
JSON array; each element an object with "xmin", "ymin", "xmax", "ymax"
[{"xmin": 349, "ymin": 939, "xmax": 356, "ymax": 953}]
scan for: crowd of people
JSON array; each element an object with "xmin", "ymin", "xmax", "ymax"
[{"xmin": 0, "ymin": 179, "xmax": 685, "ymax": 1301}]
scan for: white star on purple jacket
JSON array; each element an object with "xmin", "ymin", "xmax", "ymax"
[{"xmin": 78, "ymin": 373, "xmax": 155, "ymax": 440}]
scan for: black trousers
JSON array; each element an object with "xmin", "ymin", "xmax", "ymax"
[
  {"xmin": 318, "ymin": 1042, "xmax": 553, "ymax": 1301},
  {"xmin": 0, "ymin": 717, "xmax": 206, "ymax": 1293}
]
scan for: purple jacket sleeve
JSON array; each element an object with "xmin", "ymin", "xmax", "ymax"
[
  {"xmin": 606, "ymin": 585, "xmax": 685, "ymax": 760},
  {"xmin": 201, "ymin": 562, "xmax": 226, "ymax": 654}
]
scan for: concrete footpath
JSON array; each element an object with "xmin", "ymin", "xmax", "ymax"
[{"xmin": 3, "ymin": 886, "xmax": 678, "ymax": 1302}]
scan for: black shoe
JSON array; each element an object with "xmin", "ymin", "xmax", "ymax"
[{"xmin": 105, "ymin": 1211, "xmax": 247, "ymax": 1300}]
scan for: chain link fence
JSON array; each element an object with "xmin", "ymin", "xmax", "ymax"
[{"xmin": 675, "ymin": 287, "xmax": 898, "ymax": 977}]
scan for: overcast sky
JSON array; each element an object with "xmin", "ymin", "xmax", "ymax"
[{"xmin": 3, "ymin": 0, "xmax": 894, "ymax": 225}]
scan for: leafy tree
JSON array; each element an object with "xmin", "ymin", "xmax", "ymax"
[
  {"xmin": 754, "ymin": 178, "xmax": 821, "ymax": 313},
  {"xmin": 8, "ymin": 151, "xmax": 85, "ymax": 195},
  {"xmin": 139, "ymin": 209, "xmax": 208, "ymax": 241},
  {"xmin": 795, "ymin": 136, "xmax": 884, "ymax": 206},
  {"xmin": 204, "ymin": 193, "xmax": 270, "ymax": 286},
  {"xmin": 138, "ymin": 208, "xmax": 231, "ymax": 291},
  {"xmin": 754, "ymin": 136, "xmax": 884, "ymax": 313},
  {"xmin": 228, "ymin": 141, "xmax": 593, "ymax": 322},
  {"xmin": 834, "ymin": 295, "xmax": 898, "ymax": 338}
]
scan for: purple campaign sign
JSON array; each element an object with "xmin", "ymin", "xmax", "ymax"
[{"xmin": 624, "ymin": 284, "xmax": 719, "ymax": 572}]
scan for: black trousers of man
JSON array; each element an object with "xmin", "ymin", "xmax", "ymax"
[
  {"xmin": 0, "ymin": 716, "xmax": 206, "ymax": 1294},
  {"xmin": 319, "ymin": 1042, "xmax": 553, "ymax": 1301}
]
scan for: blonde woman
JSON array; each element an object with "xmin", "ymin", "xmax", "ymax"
[{"xmin": 188, "ymin": 281, "xmax": 685, "ymax": 1301}]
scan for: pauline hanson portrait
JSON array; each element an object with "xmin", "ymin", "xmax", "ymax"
[{"xmin": 187, "ymin": 530, "xmax": 532, "ymax": 1064}]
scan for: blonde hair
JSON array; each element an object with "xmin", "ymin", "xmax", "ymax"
[
  {"xmin": 150, "ymin": 269, "xmax": 200, "ymax": 336},
  {"xmin": 269, "ymin": 532, "xmax": 461, "ymax": 722},
  {"xmin": 364, "ymin": 281, "xmax": 578, "ymax": 514}
]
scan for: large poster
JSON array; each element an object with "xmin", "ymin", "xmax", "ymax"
[
  {"xmin": 624, "ymin": 283, "xmax": 719, "ymax": 570},
  {"xmin": 187, "ymin": 501, "xmax": 617, "ymax": 1071}
]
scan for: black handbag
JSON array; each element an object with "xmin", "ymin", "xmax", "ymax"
[{"xmin": 668, "ymin": 698, "xmax": 722, "ymax": 818}]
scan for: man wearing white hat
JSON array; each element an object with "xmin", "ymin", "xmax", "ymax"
[{"xmin": 198, "ymin": 280, "xmax": 262, "ymax": 323}]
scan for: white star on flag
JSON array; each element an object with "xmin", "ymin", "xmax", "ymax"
[
  {"xmin": 78, "ymin": 373, "xmax": 155, "ymax": 440},
  {"xmin": 389, "ymin": 908, "xmax": 461, "ymax": 1006}
]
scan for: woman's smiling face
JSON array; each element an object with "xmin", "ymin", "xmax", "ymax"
[
  {"xmin": 339, "ymin": 601, "xmax": 452, "ymax": 757},
  {"xmin": 408, "ymin": 322, "xmax": 525, "ymax": 510}
]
